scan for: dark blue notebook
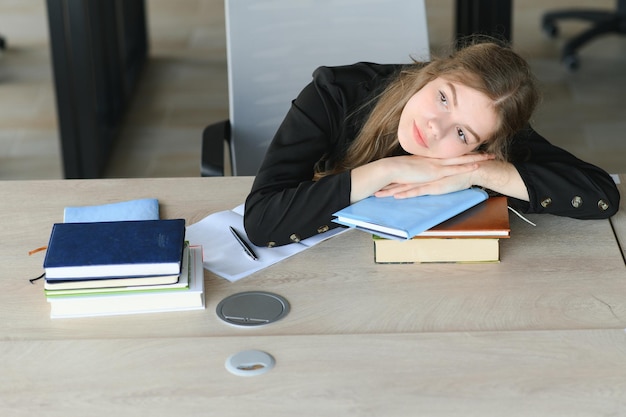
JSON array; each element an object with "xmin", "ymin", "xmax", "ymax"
[
  {"xmin": 43, "ymin": 219, "xmax": 186, "ymax": 280},
  {"xmin": 332, "ymin": 188, "xmax": 489, "ymax": 240}
]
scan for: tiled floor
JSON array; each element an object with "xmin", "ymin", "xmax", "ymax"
[{"xmin": 0, "ymin": 0, "xmax": 624, "ymax": 180}]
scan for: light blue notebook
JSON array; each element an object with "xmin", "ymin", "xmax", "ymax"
[
  {"xmin": 332, "ymin": 188, "xmax": 489, "ymax": 240},
  {"xmin": 63, "ymin": 198, "xmax": 160, "ymax": 223}
]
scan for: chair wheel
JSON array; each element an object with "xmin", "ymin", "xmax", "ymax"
[
  {"xmin": 542, "ymin": 21, "xmax": 559, "ymax": 38},
  {"xmin": 563, "ymin": 54, "xmax": 579, "ymax": 71}
]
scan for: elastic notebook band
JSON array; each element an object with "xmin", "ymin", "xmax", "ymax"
[{"xmin": 507, "ymin": 206, "xmax": 537, "ymax": 227}]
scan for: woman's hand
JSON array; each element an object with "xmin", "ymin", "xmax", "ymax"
[
  {"xmin": 373, "ymin": 158, "xmax": 530, "ymax": 201},
  {"xmin": 392, "ymin": 153, "xmax": 495, "ymax": 183},
  {"xmin": 350, "ymin": 153, "xmax": 494, "ymax": 203},
  {"xmin": 379, "ymin": 153, "xmax": 495, "ymax": 196},
  {"xmin": 374, "ymin": 173, "xmax": 474, "ymax": 198}
]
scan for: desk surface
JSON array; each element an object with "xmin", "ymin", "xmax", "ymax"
[
  {"xmin": 3, "ymin": 177, "xmax": 626, "ymax": 416},
  {"xmin": 610, "ymin": 173, "xmax": 626, "ymax": 261}
]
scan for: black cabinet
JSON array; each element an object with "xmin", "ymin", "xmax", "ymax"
[
  {"xmin": 46, "ymin": 0, "xmax": 148, "ymax": 179},
  {"xmin": 455, "ymin": 0, "xmax": 513, "ymax": 45}
]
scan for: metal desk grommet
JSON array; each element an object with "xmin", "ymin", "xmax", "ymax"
[{"xmin": 216, "ymin": 291, "xmax": 290, "ymax": 327}]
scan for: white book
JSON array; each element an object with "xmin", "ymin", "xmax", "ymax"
[{"xmin": 48, "ymin": 246, "xmax": 205, "ymax": 318}]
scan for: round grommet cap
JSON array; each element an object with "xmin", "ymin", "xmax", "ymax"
[
  {"xmin": 216, "ymin": 291, "xmax": 290, "ymax": 327},
  {"xmin": 225, "ymin": 350, "xmax": 275, "ymax": 376}
]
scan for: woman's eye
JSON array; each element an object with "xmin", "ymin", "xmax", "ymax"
[
  {"xmin": 439, "ymin": 91, "xmax": 448, "ymax": 106},
  {"xmin": 457, "ymin": 128, "xmax": 467, "ymax": 144}
]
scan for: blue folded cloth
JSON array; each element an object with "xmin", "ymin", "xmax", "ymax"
[{"xmin": 63, "ymin": 198, "xmax": 160, "ymax": 223}]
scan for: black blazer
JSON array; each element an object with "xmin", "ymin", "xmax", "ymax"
[{"xmin": 244, "ymin": 63, "xmax": 620, "ymax": 247}]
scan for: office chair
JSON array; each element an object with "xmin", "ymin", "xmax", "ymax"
[
  {"xmin": 201, "ymin": 0, "xmax": 430, "ymax": 177},
  {"xmin": 541, "ymin": 0, "xmax": 626, "ymax": 70}
]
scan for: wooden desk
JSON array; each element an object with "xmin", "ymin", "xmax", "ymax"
[
  {"xmin": 3, "ymin": 177, "xmax": 626, "ymax": 415},
  {"xmin": 610, "ymin": 173, "xmax": 626, "ymax": 261}
]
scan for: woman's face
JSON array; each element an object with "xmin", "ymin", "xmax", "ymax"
[{"xmin": 398, "ymin": 77, "xmax": 499, "ymax": 158}]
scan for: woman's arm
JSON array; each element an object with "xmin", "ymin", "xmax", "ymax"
[
  {"xmin": 470, "ymin": 159, "xmax": 529, "ymax": 201},
  {"xmin": 244, "ymin": 63, "xmax": 397, "ymax": 247},
  {"xmin": 504, "ymin": 127, "xmax": 619, "ymax": 219},
  {"xmin": 371, "ymin": 127, "xmax": 619, "ymax": 220},
  {"xmin": 243, "ymin": 88, "xmax": 350, "ymax": 247}
]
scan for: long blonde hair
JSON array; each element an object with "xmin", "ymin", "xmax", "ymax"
[{"xmin": 314, "ymin": 41, "xmax": 540, "ymax": 180}]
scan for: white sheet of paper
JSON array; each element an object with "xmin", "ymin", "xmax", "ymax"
[{"xmin": 184, "ymin": 205, "xmax": 345, "ymax": 282}]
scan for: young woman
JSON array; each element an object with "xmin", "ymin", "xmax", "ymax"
[{"xmin": 243, "ymin": 41, "xmax": 620, "ymax": 247}]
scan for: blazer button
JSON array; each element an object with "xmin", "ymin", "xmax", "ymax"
[
  {"xmin": 540, "ymin": 197, "xmax": 552, "ymax": 208},
  {"xmin": 289, "ymin": 233, "xmax": 301, "ymax": 243},
  {"xmin": 571, "ymin": 196, "xmax": 583, "ymax": 208},
  {"xmin": 597, "ymin": 199, "xmax": 609, "ymax": 211},
  {"xmin": 317, "ymin": 225, "xmax": 329, "ymax": 233}
]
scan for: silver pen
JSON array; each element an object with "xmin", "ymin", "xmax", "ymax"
[{"xmin": 229, "ymin": 226, "xmax": 258, "ymax": 261}]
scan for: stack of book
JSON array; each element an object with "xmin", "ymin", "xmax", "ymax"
[
  {"xmin": 332, "ymin": 188, "xmax": 510, "ymax": 263},
  {"xmin": 373, "ymin": 196, "xmax": 510, "ymax": 263},
  {"xmin": 42, "ymin": 219, "xmax": 205, "ymax": 318}
]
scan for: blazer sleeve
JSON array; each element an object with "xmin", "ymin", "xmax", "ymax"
[
  {"xmin": 508, "ymin": 127, "xmax": 620, "ymax": 219},
  {"xmin": 243, "ymin": 67, "xmax": 362, "ymax": 247}
]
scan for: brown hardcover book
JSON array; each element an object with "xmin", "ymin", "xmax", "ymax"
[{"xmin": 373, "ymin": 196, "xmax": 510, "ymax": 263}]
